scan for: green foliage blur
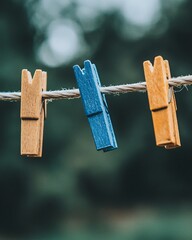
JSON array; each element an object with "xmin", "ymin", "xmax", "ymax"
[{"xmin": 0, "ymin": 0, "xmax": 192, "ymax": 239}]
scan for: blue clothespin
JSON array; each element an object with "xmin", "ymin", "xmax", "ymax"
[{"xmin": 73, "ymin": 60, "xmax": 117, "ymax": 152}]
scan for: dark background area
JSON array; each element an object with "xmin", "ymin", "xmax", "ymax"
[{"xmin": 0, "ymin": 0, "xmax": 192, "ymax": 239}]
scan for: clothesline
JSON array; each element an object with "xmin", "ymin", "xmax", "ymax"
[{"xmin": 0, "ymin": 75, "xmax": 192, "ymax": 101}]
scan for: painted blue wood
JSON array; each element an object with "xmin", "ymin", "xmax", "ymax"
[{"xmin": 73, "ymin": 60, "xmax": 117, "ymax": 152}]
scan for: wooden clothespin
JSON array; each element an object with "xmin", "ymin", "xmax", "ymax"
[
  {"xmin": 73, "ymin": 60, "xmax": 117, "ymax": 152},
  {"xmin": 20, "ymin": 69, "xmax": 47, "ymax": 157},
  {"xmin": 143, "ymin": 56, "xmax": 181, "ymax": 149}
]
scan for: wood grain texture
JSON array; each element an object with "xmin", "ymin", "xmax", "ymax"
[
  {"xmin": 20, "ymin": 70, "xmax": 47, "ymax": 157},
  {"xmin": 144, "ymin": 56, "xmax": 181, "ymax": 148},
  {"xmin": 73, "ymin": 60, "xmax": 117, "ymax": 152}
]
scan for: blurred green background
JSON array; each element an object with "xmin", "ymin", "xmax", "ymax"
[{"xmin": 1, "ymin": 0, "xmax": 192, "ymax": 239}]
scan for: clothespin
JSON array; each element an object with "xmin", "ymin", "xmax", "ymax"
[
  {"xmin": 143, "ymin": 56, "xmax": 181, "ymax": 148},
  {"xmin": 73, "ymin": 60, "xmax": 117, "ymax": 152},
  {"xmin": 20, "ymin": 69, "xmax": 47, "ymax": 157}
]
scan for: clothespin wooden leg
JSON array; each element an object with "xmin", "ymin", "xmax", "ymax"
[
  {"xmin": 38, "ymin": 72, "xmax": 47, "ymax": 156},
  {"xmin": 20, "ymin": 69, "xmax": 47, "ymax": 157},
  {"xmin": 164, "ymin": 60, "xmax": 180, "ymax": 149},
  {"xmin": 143, "ymin": 56, "xmax": 181, "ymax": 149}
]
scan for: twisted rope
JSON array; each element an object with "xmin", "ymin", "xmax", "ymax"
[{"xmin": 0, "ymin": 75, "xmax": 192, "ymax": 102}]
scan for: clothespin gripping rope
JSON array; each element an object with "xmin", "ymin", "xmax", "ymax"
[{"xmin": 0, "ymin": 75, "xmax": 192, "ymax": 102}]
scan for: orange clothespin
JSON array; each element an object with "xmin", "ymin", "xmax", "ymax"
[
  {"xmin": 143, "ymin": 56, "xmax": 181, "ymax": 149},
  {"xmin": 20, "ymin": 69, "xmax": 47, "ymax": 157}
]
